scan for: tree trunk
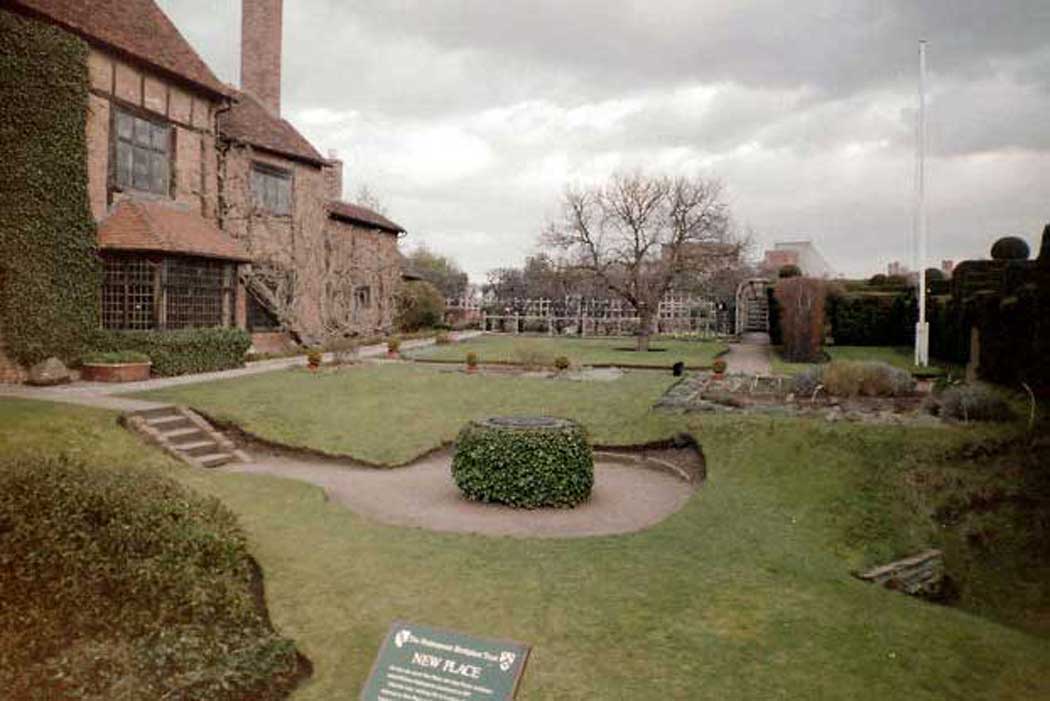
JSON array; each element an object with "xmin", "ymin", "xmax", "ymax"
[{"xmin": 637, "ymin": 310, "xmax": 654, "ymax": 352}]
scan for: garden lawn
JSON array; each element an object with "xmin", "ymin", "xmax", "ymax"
[
  {"xmin": 134, "ymin": 364, "xmax": 685, "ymax": 465},
  {"xmin": 773, "ymin": 345, "xmax": 944, "ymax": 376},
  {"xmin": 406, "ymin": 334, "xmax": 727, "ymax": 368},
  {"xmin": 1, "ymin": 397, "xmax": 1047, "ymax": 700}
]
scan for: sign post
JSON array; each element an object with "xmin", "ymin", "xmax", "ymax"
[{"xmin": 360, "ymin": 622, "xmax": 530, "ymax": 701}]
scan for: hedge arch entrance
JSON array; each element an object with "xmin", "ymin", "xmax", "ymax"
[{"xmin": 735, "ymin": 279, "xmax": 771, "ymax": 335}]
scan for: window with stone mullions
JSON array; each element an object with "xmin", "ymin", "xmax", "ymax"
[
  {"xmin": 251, "ymin": 165, "xmax": 291, "ymax": 215},
  {"xmin": 115, "ymin": 109, "xmax": 170, "ymax": 196}
]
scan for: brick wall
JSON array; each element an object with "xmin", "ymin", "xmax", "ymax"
[
  {"xmin": 0, "ymin": 336, "xmax": 28, "ymax": 384},
  {"xmin": 241, "ymin": 0, "xmax": 283, "ymax": 115},
  {"xmin": 220, "ymin": 144, "xmax": 399, "ymax": 337}
]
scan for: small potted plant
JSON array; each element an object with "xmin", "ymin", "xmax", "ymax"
[
  {"xmin": 711, "ymin": 358, "xmax": 727, "ymax": 379},
  {"xmin": 466, "ymin": 352, "xmax": 479, "ymax": 374},
  {"xmin": 386, "ymin": 337, "xmax": 401, "ymax": 359},
  {"xmin": 435, "ymin": 331, "xmax": 452, "ymax": 345},
  {"xmin": 80, "ymin": 351, "xmax": 152, "ymax": 382},
  {"xmin": 306, "ymin": 348, "xmax": 323, "ymax": 371},
  {"xmin": 553, "ymin": 356, "xmax": 571, "ymax": 372}
]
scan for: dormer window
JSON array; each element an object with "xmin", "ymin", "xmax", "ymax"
[
  {"xmin": 251, "ymin": 163, "xmax": 292, "ymax": 215},
  {"xmin": 114, "ymin": 109, "xmax": 171, "ymax": 196}
]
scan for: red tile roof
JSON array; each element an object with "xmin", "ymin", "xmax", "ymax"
[
  {"xmin": 218, "ymin": 91, "xmax": 326, "ymax": 166},
  {"xmin": 98, "ymin": 200, "xmax": 250, "ymax": 262},
  {"xmin": 9, "ymin": 0, "xmax": 229, "ymax": 98},
  {"xmin": 328, "ymin": 201, "xmax": 406, "ymax": 235}
]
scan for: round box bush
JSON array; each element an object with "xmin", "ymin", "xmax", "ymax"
[{"xmin": 451, "ymin": 416, "xmax": 594, "ymax": 508}]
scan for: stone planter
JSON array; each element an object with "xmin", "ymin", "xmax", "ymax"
[{"xmin": 80, "ymin": 361, "xmax": 151, "ymax": 383}]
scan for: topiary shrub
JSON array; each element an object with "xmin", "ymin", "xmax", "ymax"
[
  {"xmin": 990, "ymin": 236, "xmax": 1030, "ymax": 261},
  {"xmin": 451, "ymin": 416, "xmax": 594, "ymax": 508},
  {"xmin": 90, "ymin": 327, "xmax": 251, "ymax": 376},
  {"xmin": 553, "ymin": 355, "xmax": 571, "ymax": 371},
  {"xmin": 868, "ymin": 273, "xmax": 888, "ymax": 286},
  {"xmin": 0, "ymin": 456, "xmax": 305, "ymax": 699},
  {"xmin": 775, "ymin": 277, "xmax": 826, "ymax": 362},
  {"xmin": 938, "ymin": 384, "xmax": 1016, "ymax": 422}
]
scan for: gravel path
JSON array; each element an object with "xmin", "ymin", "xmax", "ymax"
[
  {"xmin": 229, "ymin": 451, "xmax": 697, "ymax": 539},
  {"xmin": 724, "ymin": 333, "xmax": 773, "ymax": 375}
]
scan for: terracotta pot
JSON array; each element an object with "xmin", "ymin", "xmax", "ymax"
[
  {"xmin": 80, "ymin": 362, "xmax": 151, "ymax": 383},
  {"xmin": 387, "ymin": 350, "xmax": 400, "ymax": 359},
  {"xmin": 466, "ymin": 365, "xmax": 478, "ymax": 374}
]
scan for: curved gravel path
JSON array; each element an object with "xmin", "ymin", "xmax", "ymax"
[{"xmin": 229, "ymin": 452, "xmax": 697, "ymax": 538}]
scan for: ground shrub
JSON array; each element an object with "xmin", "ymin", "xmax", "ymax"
[
  {"xmin": 822, "ymin": 360, "xmax": 914, "ymax": 397},
  {"xmin": 396, "ymin": 280, "xmax": 445, "ymax": 332},
  {"xmin": 791, "ymin": 365, "xmax": 824, "ymax": 397},
  {"xmin": 91, "ymin": 327, "xmax": 251, "ymax": 376},
  {"xmin": 451, "ymin": 417, "xmax": 594, "ymax": 508},
  {"xmin": 0, "ymin": 456, "xmax": 304, "ymax": 699},
  {"xmin": 82, "ymin": 350, "xmax": 150, "ymax": 364},
  {"xmin": 937, "ymin": 384, "xmax": 1016, "ymax": 422},
  {"xmin": 774, "ymin": 277, "xmax": 826, "ymax": 362},
  {"xmin": 553, "ymin": 355, "xmax": 571, "ymax": 371},
  {"xmin": 435, "ymin": 331, "xmax": 452, "ymax": 345}
]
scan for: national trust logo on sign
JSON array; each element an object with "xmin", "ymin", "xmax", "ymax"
[
  {"xmin": 499, "ymin": 651, "xmax": 516, "ymax": 671},
  {"xmin": 394, "ymin": 629, "xmax": 412, "ymax": 648}
]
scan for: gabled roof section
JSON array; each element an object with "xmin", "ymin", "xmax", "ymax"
[
  {"xmin": 9, "ymin": 0, "xmax": 230, "ymax": 98},
  {"xmin": 218, "ymin": 90, "xmax": 326, "ymax": 166},
  {"xmin": 328, "ymin": 201, "xmax": 406, "ymax": 235},
  {"xmin": 98, "ymin": 200, "xmax": 251, "ymax": 262}
]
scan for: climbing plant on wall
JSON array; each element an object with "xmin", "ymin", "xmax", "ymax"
[{"xmin": 0, "ymin": 11, "xmax": 100, "ymax": 365}]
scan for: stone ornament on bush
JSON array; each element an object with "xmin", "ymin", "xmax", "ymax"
[{"xmin": 451, "ymin": 416, "xmax": 594, "ymax": 509}]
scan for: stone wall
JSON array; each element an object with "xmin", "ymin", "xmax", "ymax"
[{"xmin": 85, "ymin": 47, "xmax": 221, "ymax": 222}]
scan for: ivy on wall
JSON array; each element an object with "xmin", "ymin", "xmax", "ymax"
[{"xmin": 0, "ymin": 11, "xmax": 100, "ymax": 365}]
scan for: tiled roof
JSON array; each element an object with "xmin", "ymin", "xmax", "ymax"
[
  {"xmin": 98, "ymin": 199, "xmax": 250, "ymax": 262},
  {"xmin": 218, "ymin": 91, "xmax": 326, "ymax": 166},
  {"xmin": 328, "ymin": 201, "xmax": 406, "ymax": 234},
  {"xmin": 9, "ymin": 0, "xmax": 229, "ymax": 97}
]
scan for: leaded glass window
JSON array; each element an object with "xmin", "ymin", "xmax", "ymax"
[{"xmin": 114, "ymin": 109, "xmax": 171, "ymax": 196}]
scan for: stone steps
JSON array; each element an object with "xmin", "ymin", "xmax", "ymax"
[{"xmin": 124, "ymin": 406, "xmax": 248, "ymax": 468}]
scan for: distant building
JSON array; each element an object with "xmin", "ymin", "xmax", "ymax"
[
  {"xmin": 887, "ymin": 261, "xmax": 910, "ymax": 277},
  {"xmin": 760, "ymin": 241, "xmax": 832, "ymax": 278},
  {"xmin": 941, "ymin": 260, "xmax": 954, "ymax": 277}
]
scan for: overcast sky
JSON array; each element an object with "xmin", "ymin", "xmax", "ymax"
[{"xmin": 159, "ymin": 0, "xmax": 1050, "ymax": 281}]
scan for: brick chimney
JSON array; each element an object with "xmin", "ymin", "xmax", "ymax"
[
  {"xmin": 325, "ymin": 149, "xmax": 344, "ymax": 201},
  {"xmin": 241, "ymin": 0, "xmax": 283, "ymax": 115}
]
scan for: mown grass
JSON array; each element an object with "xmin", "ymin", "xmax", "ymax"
[
  {"xmin": 2, "ymin": 395, "xmax": 1047, "ymax": 700},
  {"xmin": 407, "ymin": 334, "xmax": 727, "ymax": 368},
  {"xmin": 772, "ymin": 345, "xmax": 945, "ymax": 376},
  {"xmin": 135, "ymin": 364, "xmax": 685, "ymax": 464}
]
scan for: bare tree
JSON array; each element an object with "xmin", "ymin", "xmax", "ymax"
[
  {"xmin": 544, "ymin": 171, "xmax": 737, "ymax": 350},
  {"xmin": 354, "ymin": 184, "xmax": 388, "ymax": 216}
]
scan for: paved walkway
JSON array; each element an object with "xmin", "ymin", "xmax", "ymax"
[
  {"xmin": 0, "ymin": 331, "xmax": 482, "ymax": 409},
  {"xmin": 233, "ymin": 450, "xmax": 696, "ymax": 538},
  {"xmin": 724, "ymin": 332, "xmax": 773, "ymax": 376}
]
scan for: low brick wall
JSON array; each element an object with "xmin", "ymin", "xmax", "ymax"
[{"xmin": 250, "ymin": 331, "xmax": 297, "ymax": 355}]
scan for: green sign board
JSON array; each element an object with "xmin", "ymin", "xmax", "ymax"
[{"xmin": 360, "ymin": 621, "xmax": 531, "ymax": 701}]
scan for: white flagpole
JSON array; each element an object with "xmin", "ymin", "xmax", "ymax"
[{"xmin": 915, "ymin": 40, "xmax": 930, "ymax": 367}]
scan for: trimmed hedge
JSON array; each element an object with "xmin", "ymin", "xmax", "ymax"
[
  {"xmin": 92, "ymin": 327, "xmax": 251, "ymax": 376},
  {"xmin": 829, "ymin": 292, "xmax": 916, "ymax": 346},
  {"xmin": 451, "ymin": 417, "xmax": 594, "ymax": 508},
  {"xmin": 0, "ymin": 12, "xmax": 101, "ymax": 365},
  {"xmin": 0, "ymin": 456, "xmax": 304, "ymax": 699}
]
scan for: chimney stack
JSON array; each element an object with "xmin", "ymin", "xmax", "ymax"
[
  {"xmin": 241, "ymin": 0, "xmax": 283, "ymax": 115},
  {"xmin": 325, "ymin": 149, "xmax": 344, "ymax": 201}
]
